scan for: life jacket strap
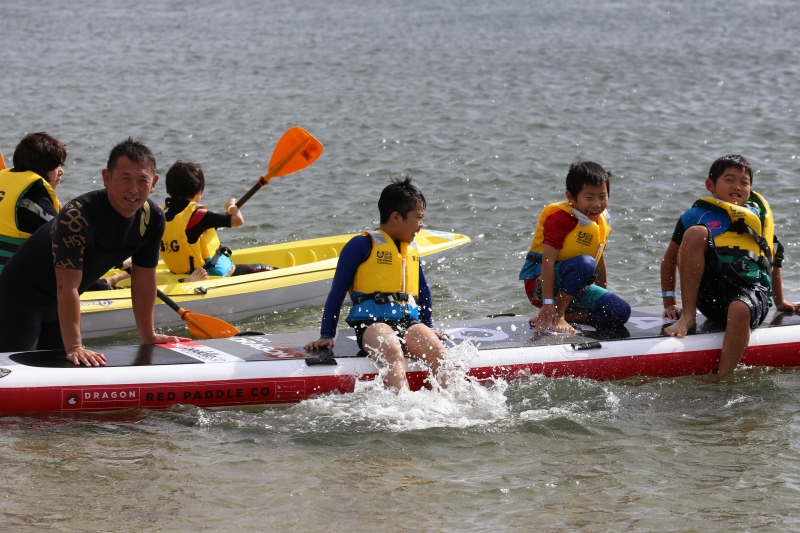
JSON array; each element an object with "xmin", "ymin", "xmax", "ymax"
[
  {"xmin": 202, "ymin": 246, "xmax": 233, "ymax": 271},
  {"xmin": 352, "ymin": 292, "xmax": 410, "ymax": 305},
  {"xmin": 727, "ymin": 218, "xmax": 772, "ymax": 258},
  {"xmin": 526, "ymin": 252, "xmax": 542, "ymax": 264}
]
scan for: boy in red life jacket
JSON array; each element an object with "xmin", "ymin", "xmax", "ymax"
[
  {"xmin": 160, "ymin": 161, "xmax": 276, "ymax": 278},
  {"xmin": 304, "ymin": 176, "xmax": 448, "ymax": 392},
  {"xmin": 661, "ymin": 154, "xmax": 800, "ymax": 378},
  {"xmin": 520, "ymin": 161, "xmax": 631, "ymax": 333}
]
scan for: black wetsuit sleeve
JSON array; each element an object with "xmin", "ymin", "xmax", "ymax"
[
  {"xmin": 773, "ymin": 236, "xmax": 785, "ymax": 269},
  {"xmin": 131, "ymin": 205, "xmax": 165, "ymax": 268},
  {"xmin": 51, "ymin": 199, "xmax": 89, "ymax": 271},
  {"xmin": 16, "ymin": 180, "xmax": 58, "ymax": 234}
]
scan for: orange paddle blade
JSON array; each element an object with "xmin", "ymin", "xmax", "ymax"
[
  {"xmin": 183, "ymin": 310, "xmax": 240, "ymax": 339},
  {"xmin": 265, "ymin": 126, "xmax": 323, "ymax": 180},
  {"xmin": 0, "ymin": 150, "xmax": 6, "ymax": 170}
]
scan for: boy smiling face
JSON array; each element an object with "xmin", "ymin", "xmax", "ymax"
[{"xmin": 706, "ymin": 166, "xmax": 751, "ymax": 206}]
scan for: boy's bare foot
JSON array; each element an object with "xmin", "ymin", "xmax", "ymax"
[
  {"xmin": 184, "ymin": 267, "xmax": 209, "ymax": 282},
  {"xmin": 553, "ymin": 318, "xmax": 576, "ymax": 333},
  {"xmin": 664, "ymin": 315, "xmax": 695, "ymax": 338}
]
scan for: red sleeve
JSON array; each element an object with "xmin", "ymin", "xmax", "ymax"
[{"xmin": 542, "ymin": 209, "xmax": 578, "ymax": 249}]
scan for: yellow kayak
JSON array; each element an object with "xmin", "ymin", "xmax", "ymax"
[{"xmin": 79, "ymin": 230, "xmax": 470, "ymax": 338}]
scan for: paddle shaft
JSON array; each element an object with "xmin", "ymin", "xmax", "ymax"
[
  {"xmin": 235, "ymin": 136, "xmax": 312, "ymax": 209},
  {"xmin": 156, "ymin": 289, "xmax": 187, "ymax": 317}
]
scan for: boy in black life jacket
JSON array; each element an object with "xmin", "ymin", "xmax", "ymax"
[
  {"xmin": 304, "ymin": 176, "xmax": 448, "ymax": 392},
  {"xmin": 160, "ymin": 161, "xmax": 275, "ymax": 278},
  {"xmin": 661, "ymin": 154, "xmax": 800, "ymax": 378}
]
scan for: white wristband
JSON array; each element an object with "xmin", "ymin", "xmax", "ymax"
[
  {"xmin": 662, "ymin": 291, "xmax": 676, "ymax": 298},
  {"xmin": 542, "ymin": 299, "xmax": 556, "ymax": 305}
]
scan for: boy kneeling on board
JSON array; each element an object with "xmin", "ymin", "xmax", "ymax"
[
  {"xmin": 304, "ymin": 176, "xmax": 448, "ymax": 392},
  {"xmin": 661, "ymin": 154, "xmax": 800, "ymax": 378},
  {"xmin": 520, "ymin": 161, "xmax": 631, "ymax": 333}
]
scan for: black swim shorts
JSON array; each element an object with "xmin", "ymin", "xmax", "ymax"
[{"xmin": 696, "ymin": 227, "xmax": 770, "ymax": 328}]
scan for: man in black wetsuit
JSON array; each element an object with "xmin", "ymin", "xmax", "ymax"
[{"xmin": 0, "ymin": 138, "xmax": 187, "ymax": 366}]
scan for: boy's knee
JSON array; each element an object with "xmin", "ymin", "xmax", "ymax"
[
  {"xmin": 727, "ymin": 300, "xmax": 751, "ymax": 324},
  {"xmin": 682, "ymin": 225, "xmax": 710, "ymax": 247},
  {"xmin": 577, "ymin": 254, "xmax": 596, "ymax": 271}
]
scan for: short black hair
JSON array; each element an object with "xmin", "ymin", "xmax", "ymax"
[
  {"xmin": 107, "ymin": 138, "xmax": 156, "ymax": 176},
  {"xmin": 166, "ymin": 161, "xmax": 205, "ymax": 199},
  {"xmin": 378, "ymin": 175, "xmax": 426, "ymax": 224},
  {"xmin": 12, "ymin": 132, "xmax": 67, "ymax": 178},
  {"xmin": 566, "ymin": 161, "xmax": 611, "ymax": 198},
  {"xmin": 708, "ymin": 154, "xmax": 752, "ymax": 185}
]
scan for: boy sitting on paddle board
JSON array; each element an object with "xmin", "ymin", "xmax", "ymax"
[
  {"xmin": 661, "ymin": 154, "xmax": 800, "ymax": 378},
  {"xmin": 160, "ymin": 161, "xmax": 275, "ymax": 278},
  {"xmin": 304, "ymin": 176, "xmax": 448, "ymax": 392},
  {"xmin": 520, "ymin": 161, "xmax": 631, "ymax": 333}
]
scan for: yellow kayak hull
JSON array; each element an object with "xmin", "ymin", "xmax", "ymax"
[{"xmin": 79, "ymin": 230, "xmax": 470, "ymax": 338}]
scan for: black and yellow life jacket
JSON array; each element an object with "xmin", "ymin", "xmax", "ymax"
[{"xmin": 692, "ymin": 191, "xmax": 774, "ymax": 286}]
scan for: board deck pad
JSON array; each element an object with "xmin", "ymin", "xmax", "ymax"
[{"xmin": 8, "ymin": 306, "xmax": 800, "ymax": 368}]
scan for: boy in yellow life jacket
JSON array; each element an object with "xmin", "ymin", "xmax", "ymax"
[
  {"xmin": 304, "ymin": 176, "xmax": 448, "ymax": 392},
  {"xmin": 520, "ymin": 161, "xmax": 631, "ymax": 333},
  {"xmin": 160, "ymin": 161, "xmax": 275, "ymax": 278},
  {"xmin": 0, "ymin": 132, "xmax": 66, "ymax": 273},
  {"xmin": 661, "ymin": 154, "xmax": 800, "ymax": 379}
]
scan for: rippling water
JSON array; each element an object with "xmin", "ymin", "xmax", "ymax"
[{"xmin": 2, "ymin": 0, "xmax": 800, "ymax": 530}]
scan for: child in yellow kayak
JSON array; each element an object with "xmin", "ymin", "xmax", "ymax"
[
  {"xmin": 520, "ymin": 161, "xmax": 631, "ymax": 333},
  {"xmin": 160, "ymin": 161, "xmax": 275, "ymax": 278}
]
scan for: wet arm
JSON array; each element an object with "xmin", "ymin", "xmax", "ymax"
[{"xmin": 661, "ymin": 241, "xmax": 681, "ymax": 318}]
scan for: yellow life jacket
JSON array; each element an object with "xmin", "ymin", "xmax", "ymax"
[
  {"xmin": 527, "ymin": 201, "xmax": 610, "ymax": 263},
  {"xmin": 346, "ymin": 230, "xmax": 421, "ymax": 324},
  {"xmin": 160, "ymin": 202, "xmax": 222, "ymax": 274},
  {"xmin": 0, "ymin": 169, "xmax": 61, "ymax": 270},
  {"xmin": 350, "ymin": 229, "xmax": 420, "ymax": 297},
  {"xmin": 693, "ymin": 191, "xmax": 774, "ymax": 285}
]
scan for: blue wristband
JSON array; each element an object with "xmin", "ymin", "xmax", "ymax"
[
  {"xmin": 542, "ymin": 299, "xmax": 556, "ymax": 305},
  {"xmin": 661, "ymin": 291, "xmax": 676, "ymax": 298}
]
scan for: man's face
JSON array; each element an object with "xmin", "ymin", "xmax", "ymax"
[
  {"xmin": 706, "ymin": 167, "xmax": 751, "ymax": 206},
  {"xmin": 102, "ymin": 156, "xmax": 158, "ymax": 218}
]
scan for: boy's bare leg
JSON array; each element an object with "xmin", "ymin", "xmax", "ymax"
[
  {"xmin": 404, "ymin": 323, "xmax": 448, "ymax": 387},
  {"xmin": 665, "ymin": 226, "xmax": 709, "ymax": 338},
  {"xmin": 715, "ymin": 300, "xmax": 752, "ymax": 378},
  {"xmin": 362, "ymin": 323, "xmax": 408, "ymax": 391}
]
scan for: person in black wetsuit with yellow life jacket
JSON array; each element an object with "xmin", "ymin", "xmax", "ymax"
[
  {"xmin": 160, "ymin": 161, "xmax": 275, "ymax": 278},
  {"xmin": 661, "ymin": 154, "xmax": 800, "ymax": 379},
  {"xmin": 0, "ymin": 132, "xmax": 66, "ymax": 273},
  {"xmin": 304, "ymin": 176, "xmax": 449, "ymax": 392}
]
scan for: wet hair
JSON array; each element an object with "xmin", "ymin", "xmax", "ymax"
[
  {"xmin": 378, "ymin": 175, "xmax": 427, "ymax": 224},
  {"xmin": 12, "ymin": 132, "xmax": 67, "ymax": 178},
  {"xmin": 708, "ymin": 154, "xmax": 752, "ymax": 185},
  {"xmin": 565, "ymin": 161, "xmax": 611, "ymax": 198},
  {"xmin": 107, "ymin": 137, "xmax": 157, "ymax": 176},
  {"xmin": 165, "ymin": 161, "xmax": 205, "ymax": 199}
]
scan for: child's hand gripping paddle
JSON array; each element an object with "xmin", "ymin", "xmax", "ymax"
[{"xmin": 235, "ymin": 126, "xmax": 323, "ymax": 209}]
